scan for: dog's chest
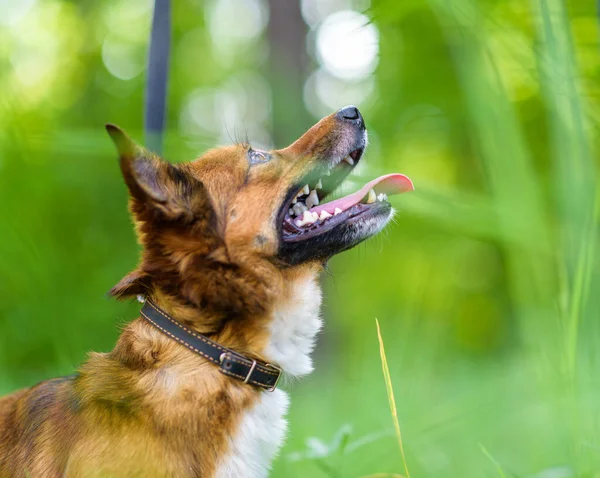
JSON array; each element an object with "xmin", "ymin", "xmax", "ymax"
[
  {"xmin": 215, "ymin": 275, "xmax": 322, "ymax": 478},
  {"xmin": 215, "ymin": 390, "xmax": 289, "ymax": 478}
]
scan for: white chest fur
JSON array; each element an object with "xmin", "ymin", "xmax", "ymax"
[
  {"xmin": 215, "ymin": 390, "xmax": 289, "ymax": 478},
  {"xmin": 215, "ymin": 274, "xmax": 322, "ymax": 478},
  {"xmin": 264, "ymin": 274, "xmax": 323, "ymax": 377}
]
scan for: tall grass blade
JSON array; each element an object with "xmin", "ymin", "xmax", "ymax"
[
  {"xmin": 479, "ymin": 443, "xmax": 507, "ymax": 478},
  {"xmin": 360, "ymin": 474, "xmax": 406, "ymax": 478},
  {"xmin": 533, "ymin": 0, "xmax": 596, "ymax": 375},
  {"xmin": 425, "ymin": 0, "xmax": 557, "ymax": 353},
  {"xmin": 375, "ymin": 319, "xmax": 410, "ymax": 478}
]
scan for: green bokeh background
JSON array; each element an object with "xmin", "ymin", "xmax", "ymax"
[{"xmin": 1, "ymin": 0, "xmax": 599, "ymax": 476}]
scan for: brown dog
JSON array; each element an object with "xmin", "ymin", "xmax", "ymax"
[{"xmin": 0, "ymin": 106, "xmax": 413, "ymax": 477}]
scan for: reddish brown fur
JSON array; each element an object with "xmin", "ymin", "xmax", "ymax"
[{"xmin": 0, "ymin": 113, "xmax": 347, "ymax": 477}]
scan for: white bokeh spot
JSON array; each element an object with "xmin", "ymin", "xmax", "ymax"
[{"xmin": 316, "ymin": 10, "xmax": 379, "ymax": 80}]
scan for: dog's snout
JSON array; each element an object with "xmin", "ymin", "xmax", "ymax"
[{"xmin": 336, "ymin": 105, "xmax": 364, "ymax": 129}]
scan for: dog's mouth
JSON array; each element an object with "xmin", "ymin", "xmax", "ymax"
[{"xmin": 279, "ymin": 145, "xmax": 414, "ymax": 244}]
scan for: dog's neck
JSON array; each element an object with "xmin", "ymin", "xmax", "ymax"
[
  {"xmin": 78, "ymin": 266, "xmax": 322, "ymax": 477},
  {"xmin": 134, "ymin": 263, "xmax": 323, "ymax": 377},
  {"xmin": 263, "ymin": 271, "xmax": 322, "ymax": 376}
]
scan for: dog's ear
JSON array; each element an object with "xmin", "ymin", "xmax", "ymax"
[
  {"xmin": 109, "ymin": 269, "xmax": 150, "ymax": 300},
  {"xmin": 106, "ymin": 125, "xmax": 221, "ymax": 301},
  {"xmin": 105, "ymin": 124, "xmax": 209, "ymax": 218}
]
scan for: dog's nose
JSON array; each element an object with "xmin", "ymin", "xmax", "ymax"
[{"xmin": 336, "ymin": 105, "xmax": 365, "ymax": 129}]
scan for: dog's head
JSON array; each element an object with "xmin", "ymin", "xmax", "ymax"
[{"xmin": 107, "ymin": 106, "xmax": 413, "ymax": 320}]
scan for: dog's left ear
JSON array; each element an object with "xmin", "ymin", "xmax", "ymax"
[
  {"xmin": 109, "ymin": 269, "xmax": 150, "ymax": 300},
  {"xmin": 106, "ymin": 124, "xmax": 210, "ymax": 219}
]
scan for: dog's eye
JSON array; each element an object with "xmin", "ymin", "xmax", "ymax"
[{"xmin": 248, "ymin": 148, "xmax": 270, "ymax": 165}]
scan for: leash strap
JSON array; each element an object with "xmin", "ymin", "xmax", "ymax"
[
  {"xmin": 144, "ymin": 0, "xmax": 171, "ymax": 155},
  {"xmin": 140, "ymin": 299, "xmax": 282, "ymax": 391}
]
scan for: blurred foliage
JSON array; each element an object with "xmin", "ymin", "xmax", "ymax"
[{"xmin": 1, "ymin": 0, "xmax": 599, "ymax": 476}]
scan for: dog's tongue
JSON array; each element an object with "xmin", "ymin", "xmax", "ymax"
[{"xmin": 310, "ymin": 173, "xmax": 414, "ymax": 216}]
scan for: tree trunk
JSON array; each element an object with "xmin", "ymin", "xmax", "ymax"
[{"xmin": 267, "ymin": 0, "xmax": 311, "ymax": 147}]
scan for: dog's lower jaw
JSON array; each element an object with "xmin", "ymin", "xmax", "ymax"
[{"xmin": 215, "ymin": 269, "xmax": 323, "ymax": 478}]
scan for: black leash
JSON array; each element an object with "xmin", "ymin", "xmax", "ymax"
[
  {"xmin": 144, "ymin": 0, "xmax": 171, "ymax": 155},
  {"xmin": 140, "ymin": 299, "xmax": 282, "ymax": 391}
]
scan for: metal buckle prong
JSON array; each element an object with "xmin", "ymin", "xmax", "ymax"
[{"xmin": 244, "ymin": 360, "xmax": 257, "ymax": 384}]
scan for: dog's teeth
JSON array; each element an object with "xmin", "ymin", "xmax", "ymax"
[
  {"xmin": 306, "ymin": 190, "xmax": 319, "ymax": 209},
  {"xmin": 343, "ymin": 155, "xmax": 354, "ymax": 166},
  {"xmin": 303, "ymin": 210, "xmax": 317, "ymax": 223},
  {"xmin": 334, "ymin": 207, "xmax": 342, "ymax": 215},
  {"xmin": 296, "ymin": 210, "xmax": 318, "ymax": 227},
  {"xmin": 294, "ymin": 185, "xmax": 309, "ymax": 201},
  {"xmin": 366, "ymin": 189, "xmax": 376, "ymax": 204},
  {"xmin": 377, "ymin": 193, "xmax": 385, "ymax": 202},
  {"xmin": 315, "ymin": 179, "xmax": 322, "ymax": 190},
  {"xmin": 289, "ymin": 208, "xmax": 294, "ymax": 216},
  {"xmin": 293, "ymin": 202, "xmax": 308, "ymax": 216},
  {"xmin": 319, "ymin": 210, "xmax": 332, "ymax": 220}
]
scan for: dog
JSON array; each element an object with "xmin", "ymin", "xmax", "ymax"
[{"xmin": 0, "ymin": 106, "xmax": 413, "ymax": 477}]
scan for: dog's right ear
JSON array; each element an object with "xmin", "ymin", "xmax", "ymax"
[{"xmin": 105, "ymin": 124, "xmax": 210, "ymax": 219}]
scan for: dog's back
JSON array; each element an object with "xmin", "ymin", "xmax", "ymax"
[{"xmin": 0, "ymin": 377, "xmax": 79, "ymax": 477}]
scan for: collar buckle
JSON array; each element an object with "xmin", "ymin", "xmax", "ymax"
[{"xmin": 265, "ymin": 363, "xmax": 282, "ymax": 392}]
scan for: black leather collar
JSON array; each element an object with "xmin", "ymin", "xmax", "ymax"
[{"xmin": 140, "ymin": 299, "xmax": 282, "ymax": 391}]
